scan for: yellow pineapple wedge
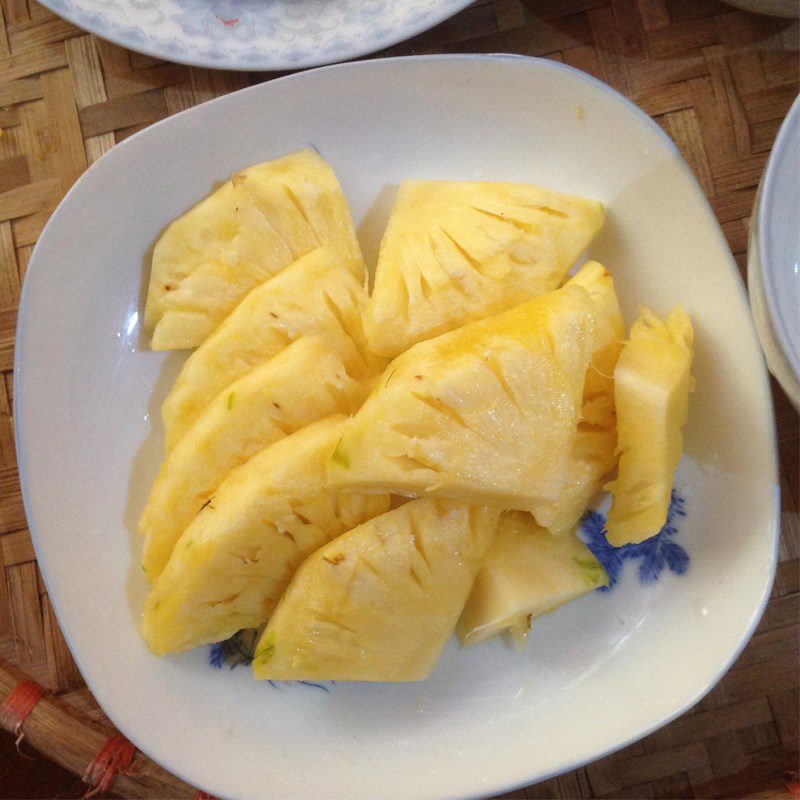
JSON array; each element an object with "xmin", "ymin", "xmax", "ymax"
[
  {"xmin": 534, "ymin": 262, "xmax": 624, "ymax": 535},
  {"xmin": 604, "ymin": 306, "xmax": 694, "ymax": 545},
  {"xmin": 162, "ymin": 247, "xmax": 380, "ymax": 452},
  {"xmin": 364, "ymin": 179, "xmax": 605, "ymax": 357},
  {"xmin": 252, "ymin": 499, "xmax": 498, "ymax": 682},
  {"xmin": 141, "ymin": 416, "xmax": 389, "ymax": 655},
  {"xmin": 144, "ymin": 150, "xmax": 363, "ymax": 350},
  {"xmin": 457, "ymin": 511, "xmax": 608, "ymax": 646},
  {"xmin": 329, "ymin": 265, "xmax": 604, "ymax": 515},
  {"xmin": 141, "ymin": 334, "xmax": 373, "ymax": 580}
]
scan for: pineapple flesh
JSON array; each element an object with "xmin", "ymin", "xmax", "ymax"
[
  {"xmin": 329, "ymin": 266, "xmax": 604, "ymax": 515},
  {"xmin": 534, "ymin": 262, "xmax": 624, "ymax": 535},
  {"xmin": 162, "ymin": 246, "xmax": 379, "ymax": 452},
  {"xmin": 457, "ymin": 511, "xmax": 608, "ymax": 646},
  {"xmin": 141, "ymin": 416, "xmax": 390, "ymax": 655},
  {"xmin": 253, "ymin": 499, "xmax": 499, "ymax": 682},
  {"xmin": 604, "ymin": 306, "xmax": 695, "ymax": 545},
  {"xmin": 141, "ymin": 334, "xmax": 372, "ymax": 580},
  {"xmin": 364, "ymin": 179, "xmax": 605, "ymax": 357},
  {"xmin": 145, "ymin": 150, "xmax": 364, "ymax": 350}
]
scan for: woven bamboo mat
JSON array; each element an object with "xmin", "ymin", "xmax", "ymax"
[{"xmin": 0, "ymin": 1, "xmax": 798, "ymax": 797}]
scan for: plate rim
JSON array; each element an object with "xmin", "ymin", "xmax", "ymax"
[
  {"xmin": 14, "ymin": 53, "xmax": 781, "ymax": 800},
  {"xmin": 758, "ymin": 90, "xmax": 800, "ymax": 384},
  {"xmin": 36, "ymin": 0, "xmax": 475, "ymax": 71}
]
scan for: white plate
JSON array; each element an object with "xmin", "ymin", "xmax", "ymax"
[
  {"xmin": 15, "ymin": 56, "xmax": 779, "ymax": 800},
  {"xmin": 39, "ymin": 0, "xmax": 472, "ymax": 70},
  {"xmin": 749, "ymin": 92, "xmax": 800, "ymax": 408}
]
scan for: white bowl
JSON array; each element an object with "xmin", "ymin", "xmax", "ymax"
[
  {"xmin": 15, "ymin": 56, "xmax": 779, "ymax": 800},
  {"xmin": 39, "ymin": 0, "xmax": 473, "ymax": 71},
  {"xmin": 749, "ymin": 92, "xmax": 800, "ymax": 408}
]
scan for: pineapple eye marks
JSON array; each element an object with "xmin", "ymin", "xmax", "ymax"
[
  {"xmin": 140, "ymin": 337, "xmax": 375, "ymax": 580},
  {"xmin": 329, "ymin": 264, "xmax": 617, "ymax": 522},
  {"xmin": 141, "ymin": 416, "xmax": 390, "ymax": 656},
  {"xmin": 161, "ymin": 247, "xmax": 379, "ymax": 452},
  {"xmin": 254, "ymin": 500, "xmax": 498, "ymax": 683},
  {"xmin": 144, "ymin": 149, "xmax": 364, "ymax": 351},
  {"xmin": 364, "ymin": 179, "xmax": 605, "ymax": 358}
]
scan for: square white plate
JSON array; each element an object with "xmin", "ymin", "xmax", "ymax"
[{"xmin": 15, "ymin": 55, "xmax": 779, "ymax": 800}]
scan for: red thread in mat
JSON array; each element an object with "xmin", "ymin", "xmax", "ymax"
[
  {"xmin": 0, "ymin": 679, "xmax": 44, "ymax": 736},
  {"xmin": 194, "ymin": 792, "xmax": 220, "ymax": 800},
  {"xmin": 82, "ymin": 734, "xmax": 135, "ymax": 797}
]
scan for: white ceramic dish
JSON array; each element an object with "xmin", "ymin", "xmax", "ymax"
[
  {"xmin": 16, "ymin": 56, "xmax": 779, "ymax": 800},
  {"xmin": 39, "ymin": 0, "xmax": 473, "ymax": 71},
  {"xmin": 748, "ymin": 92, "xmax": 800, "ymax": 408}
]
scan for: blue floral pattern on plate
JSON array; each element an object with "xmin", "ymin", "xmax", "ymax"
[
  {"xmin": 39, "ymin": 0, "xmax": 474, "ymax": 71},
  {"xmin": 580, "ymin": 490, "xmax": 689, "ymax": 590},
  {"xmin": 209, "ymin": 629, "xmax": 333, "ymax": 690}
]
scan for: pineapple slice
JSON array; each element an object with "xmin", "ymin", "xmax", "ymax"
[
  {"xmin": 145, "ymin": 150, "xmax": 363, "ymax": 350},
  {"xmin": 142, "ymin": 416, "xmax": 390, "ymax": 655},
  {"xmin": 329, "ymin": 266, "xmax": 603, "ymax": 515},
  {"xmin": 457, "ymin": 511, "xmax": 608, "ymax": 646},
  {"xmin": 141, "ymin": 334, "xmax": 372, "ymax": 580},
  {"xmin": 253, "ymin": 499, "xmax": 498, "ymax": 682},
  {"xmin": 535, "ymin": 426, "xmax": 617, "ymax": 536},
  {"xmin": 604, "ymin": 307, "xmax": 694, "ymax": 545},
  {"xmin": 162, "ymin": 247, "xmax": 379, "ymax": 452},
  {"xmin": 534, "ymin": 262, "xmax": 624, "ymax": 535},
  {"xmin": 364, "ymin": 179, "xmax": 605, "ymax": 357}
]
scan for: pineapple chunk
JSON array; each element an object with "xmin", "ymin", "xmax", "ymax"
[
  {"xmin": 604, "ymin": 307, "xmax": 694, "ymax": 545},
  {"xmin": 145, "ymin": 150, "xmax": 363, "ymax": 350},
  {"xmin": 457, "ymin": 511, "xmax": 608, "ymax": 646},
  {"xmin": 330, "ymin": 267, "xmax": 603, "ymax": 515},
  {"xmin": 535, "ymin": 262, "xmax": 624, "ymax": 535},
  {"xmin": 535, "ymin": 426, "xmax": 617, "ymax": 536},
  {"xmin": 253, "ymin": 499, "xmax": 498, "ymax": 682},
  {"xmin": 364, "ymin": 179, "xmax": 605, "ymax": 356},
  {"xmin": 141, "ymin": 334, "xmax": 372, "ymax": 580},
  {"xmin": 162, "ymin": 247, "xmax": 379, "ymax": 452},
  {"xmin": 567, "ymin": 261, "xmax": 625, "ymax": 410},
  {"xmin": 142, "ymin": 416, "xmax": 389, "ymax": 655}
]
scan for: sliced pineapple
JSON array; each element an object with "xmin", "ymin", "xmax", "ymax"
[
  {"xmin": 329, "ymin": 267, "xmax": 602, "ymax": 515},
  {"xmin": 162, "ymin": 247, "xmax": 379, "ymax": 452},
  {"xmin": 604, "ymin": 306, "xmax": 694, "ymax": 545},
  {"xmin": 364, "ymin": 179, "xmax": 605, "ymax": 357},
  {"xmin": 534, "ymin": 262, "xmax": 624, "ymax": 535},
  {"xmin": 253, "ymin": 499, "xmax": 498, "ymax": 682},
  {"xmin": 145, "ymin": 150, "xmax": 364, "ymax": 350},
  {"xmin": 535, "ymin": 426, "xmax": 617, "ymax": 536},
  {"xmin": 142, "ymin": 416, "xmax": 390, "ymax": 655},
  {"xmin": 141, "ymin": 334, "xmax": 372, "ymax": 580},
  {"xmin": 457, "ymin": 511, "xmax": 608, "ymax": 646}
]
